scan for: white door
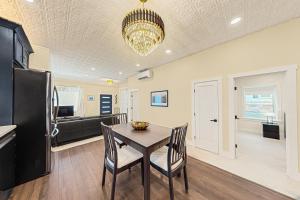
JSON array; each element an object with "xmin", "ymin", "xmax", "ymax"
[
  {"xmin": 119, "ymin": 88, "xmax": 129, "ymax": 114},
  {"xmin": 194, "ymin": 81, "xmax": 219, "ymax": 153},
  {"xmin": 129, "ymin": 90, "xmax": 139, "ymax": 121}
]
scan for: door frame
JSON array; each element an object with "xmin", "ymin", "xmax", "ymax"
[
  {"xmin": 228, "ymin": 64, "xmax": 299, "ymax": 179},
  {"xmin": 192, "ymin": 77, "xmax": 223, "ymax": 154},
  {"xmin": 128, "ymin": 89, "xmax": 139, "ymax": 122}
]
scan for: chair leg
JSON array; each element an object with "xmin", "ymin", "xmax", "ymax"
[
  {"xmin": 111, "ymin": 172, "xmax": 117, "ymax": 200},
  {"xmin": 183, "ymin": 166, "xmax": 189, "ymax": 193},
  {"xmin": 141, "ymin": 161, "xmax": 144, "ymax": 186},
  {"xmin": 177, "ymin": 171, "xmax": 181, "ymax": 178},
  {"xmin": 102, "ymin": 164, "xmax": 106, "ymax": 187},
  {"xmin": 168, "ymin": 174, "xmax": 174, "ymax": 200}
]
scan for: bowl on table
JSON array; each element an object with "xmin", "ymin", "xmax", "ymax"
[{"xmin": 131, "ymin": 121, "xmax": 149, "ymax": 131}]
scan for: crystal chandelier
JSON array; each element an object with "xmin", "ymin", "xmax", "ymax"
[{"xmin": 122, "ymin": 0, "xmax": 165, "ymax": 56}]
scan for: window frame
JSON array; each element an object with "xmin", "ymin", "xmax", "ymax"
[{"xmin": 242, "ymin": 85, "xmax": 278, "ymax": 121}]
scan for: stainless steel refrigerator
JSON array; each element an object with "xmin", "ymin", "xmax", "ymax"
[{"xmin": 13, "ymin": 68, "xmax": 59, "ymax": 185}]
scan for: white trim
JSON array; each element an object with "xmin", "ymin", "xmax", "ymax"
[
  {"xmin": 228, "ymin": 64, "xmax": 297, "ymax": 79},
  {"xmin": 228, "ymin": 64, "xmax": 299, "ymax": 179},
  {"xmin": 191, "ymin": 77, "xmax": 223, "ymax": 155},
  {"xmin": 51, "ymin": 136, "xmax": 103, "ymax": 152}
]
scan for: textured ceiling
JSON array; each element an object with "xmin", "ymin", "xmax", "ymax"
[{"xmin": 1, "ymin": 0, "xmax": 300, "ymax": 83}]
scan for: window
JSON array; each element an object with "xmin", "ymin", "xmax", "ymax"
[
  {"xmin": 243, "ymin": 86, "xmax": 277, "ymax": 120},
  {"xmin": 100, "ymin": 94, "xmax": 112, "ymax": 115},
  {"xmin": 56, "ymin": 86, "xmax": 81, "ymax": 113}
]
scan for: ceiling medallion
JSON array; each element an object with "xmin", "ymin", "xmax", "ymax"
[{"xmin": 122, "ymin": 0, "xmax": 165, "ymax": 56}]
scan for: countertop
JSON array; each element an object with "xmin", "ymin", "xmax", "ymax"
[{"xmin": 0, "ymin": 125, "xmax": 16, "ymax": 139}]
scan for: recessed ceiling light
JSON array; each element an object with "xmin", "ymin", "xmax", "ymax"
[
  {"xmin": 119, "ymin": 71, "xmax": 123, "ymax": 75},
  {"xmin": 165, "ymin": 49, "xmax": 172, "ymax": 54},
  {"xmin": 84, "ymin": 74, "xmax": 89, "ymax": 77},
  {"xmin": 91, "ymin": 67, "xmax": 96, "ymax": 71},
  {"xmin": 136, "ymin": 64, "xmax": 141, "ymax": 67},
  {"xmin": 26, "ymin": 0, "xmax": 34, "ymax": 2},
  {"xmin": 230, "ymin": 17, "xmax": 242, "ymax": 25}
]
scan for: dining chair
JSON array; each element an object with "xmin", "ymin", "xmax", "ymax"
[
  {"xmin": 150, "ymin": 123, "xmax": 189, "ymax": 200},
  {"xmin": 112, "ymin": 113, "xmax": 128, "ymax": 148},
  {"xmin": 101, "ymin": 122, "xmax": 144, "ymax": 200}
]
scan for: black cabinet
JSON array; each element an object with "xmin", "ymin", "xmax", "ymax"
[
  {"xmin": 262, "ymin": 123, "xmax": 280, "ymax": 140},
  {"xmin": 0, "ymin": 132, "xmax": 16, "ymax": 190},
  {"xmin": 14, "ymin": 35, "xmax": 23, "ymax": 66},
  {"xmin": 0, "ymin": 17, "xmax": 33, "ymax": 125},
  {"xmin": 14, "ymin": 33, "xmax": 30, "ymax": 69},
  {"xmin": 22, "ymin": 49, "xmax": 29, "ymax": 69}
]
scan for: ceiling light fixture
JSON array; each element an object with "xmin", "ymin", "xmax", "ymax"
[
  {"xmin": 136, "ymin": 64, "xmax": 141, "ymax": 67},
  {"xmin": 165, "ymin": 49, "xmax": 172, "ymax": 54},
  {"xmin": 119, "ymin": 71, "xmax": 123, "ymax": 75},
  {"xmin": 230, "ymin": 17, "xmax": 242, "ymax": 25},
  {"xmin": 122, "ymin": 0, "xmax": 165, "ymax": 56},
  {"xmin": 91, "ymin": 67, "xmax": 96, "ymax": 71},
  {"xmin": 106, "ymin": 79, "xmax": 113, "ymax": 85},
  {"xmin": 26, "ymin": 0, "xmax": 34, "ymax": 2}
]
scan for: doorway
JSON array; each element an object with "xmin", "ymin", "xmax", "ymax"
[
  {"xmin": 228, "ymin": 65, "xmax": 298, "ymax": 178},
  {"xmin": 119, "ymin": 88, "xmax": 129, "ymax": 114},
  {"xmin": 129, "ymin": 89, "xmax": 139, "ymax": 121},
  {"xmin": 234, "ymin": 72, "xmax": 286, "ymax": 172},
  {"xmin": 192, "ymin": 79, "xmax": 222, "ymax": 154}
]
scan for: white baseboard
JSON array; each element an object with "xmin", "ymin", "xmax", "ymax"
[{"xmin": 52, "ymin": 136, "xmax": 103, "ymax": 152}]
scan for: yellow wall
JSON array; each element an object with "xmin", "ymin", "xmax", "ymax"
[
  {"xmin": 126, "ymin": 18, "xmax": 300, "ymax": 169},
  {"xmin": 29, "ymin": 44, "xmax": 51, "ymax": 71},
  {"xmin": 54, "ymin": 79, "xmax": 119, "ymax": 117}
]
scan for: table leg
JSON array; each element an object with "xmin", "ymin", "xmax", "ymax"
[{"xmin": 143, "ymin": 151, "xmax": 150, "ymax": 200}]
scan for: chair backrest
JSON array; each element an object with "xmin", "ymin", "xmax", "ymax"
[
  {"xmin": 101, "ymin": 122, "xmax": 118, "ymax": 168},
  {"xmin": 112, "ymin": 113, "xmax": 128, "ymax": 125},
  {"xmin": 168, "ymin": 123, "xmax": 188, "ymax": 170}
]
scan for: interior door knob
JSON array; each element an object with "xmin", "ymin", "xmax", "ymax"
[{"xmin": 210, "ymin": 119, "xmax": 218, "ymax": 122}]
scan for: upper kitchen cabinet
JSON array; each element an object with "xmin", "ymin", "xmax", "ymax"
[
  {"xmin": 0, "ymin": 17, "xmax": 33, "ymax": 70},
  {"xmin": 14, "ymin": 26, "xmax": 33, "ymax": 69},
  {"xmin": 0, "ymin": 17, "xmax": 33, "ymax": 125}
]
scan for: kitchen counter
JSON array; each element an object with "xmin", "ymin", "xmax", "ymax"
[{"xmin": 0, "ymin": 125, "xmax": 16, "ymax": 139}]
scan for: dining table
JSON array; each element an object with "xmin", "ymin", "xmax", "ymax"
[{"xmin": 111, "ymin": 123, "xmax": 172, "ymax": 200}]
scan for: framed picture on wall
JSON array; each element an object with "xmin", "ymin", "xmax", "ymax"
[
  {"xmin": 87, "ymin": 95, "xmax": 95, "ymax": 101},
  {"xmin": 151, "ymin": 90, "xmax": 168, "ymax": 107}
]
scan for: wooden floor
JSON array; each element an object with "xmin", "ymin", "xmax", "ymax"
[{"xmin": 9, "ymin": 140, "xmax": 292, "ymax": 200}]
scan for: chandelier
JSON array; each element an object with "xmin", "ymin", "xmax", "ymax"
[{"xmin": 122, "ymin": 0, "xmax": 165, "ymax": 56}]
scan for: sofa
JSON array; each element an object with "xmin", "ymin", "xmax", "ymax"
[{"xmin": 51, "ymin": 115, "xmax": 116, "ymax": 146}]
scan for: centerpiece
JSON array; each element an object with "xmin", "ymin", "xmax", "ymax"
[{"xmin": 131, "ymin": 121, "xmax": 149, "ymax": 131}]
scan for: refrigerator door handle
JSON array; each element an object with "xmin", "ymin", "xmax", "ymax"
[
  {"xmin": 53, "ymin": 86, "xmax": 59, "ymax": 123},
  {"xmin": 51, "ymin": 127, "xmax": 59, "ymax": 138}
]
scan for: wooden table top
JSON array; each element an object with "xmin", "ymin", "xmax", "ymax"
[{"xmin": 111, "ymin": 123, "xmax": 172, "ymax": 148}]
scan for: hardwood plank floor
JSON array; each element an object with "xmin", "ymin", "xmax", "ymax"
[{"xmin": 9, "ymin": 140, "xmax": 292, "ymax": 200}]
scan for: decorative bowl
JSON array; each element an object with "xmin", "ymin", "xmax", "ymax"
[{"xmin": 131, "ymin": 121, "xmax": 149, "ymax": 131}]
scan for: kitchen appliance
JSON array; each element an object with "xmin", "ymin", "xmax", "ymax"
[
  {"xmin": 56, "ymin": 106, "xmax": 74, "ymax": 117},
  {"xmin": 14, "ymin": 68, "xmax": 59, "ymax": 185}
]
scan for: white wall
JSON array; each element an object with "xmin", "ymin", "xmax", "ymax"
[
  {"xmin": 236, "ymin": 72, "xmax": 285, "ymax": 137},
  {"xmin": 54, "ymin": 79, "xmax": 119, "ymax": 117}
]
